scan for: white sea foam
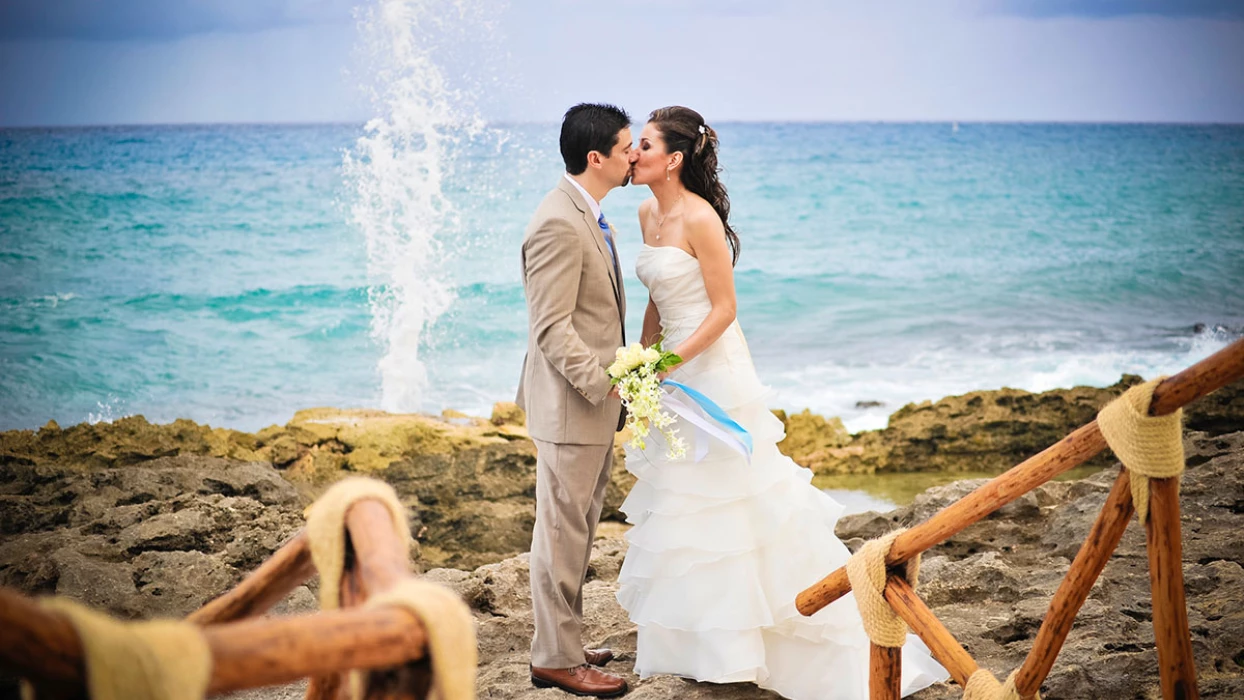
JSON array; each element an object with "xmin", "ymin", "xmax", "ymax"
[
  {"xmin": 770, "ymin": 328, "xmax": 1238, "ymax": 433},
  {"xmin": 87, "ymin": 396, "xmax": 129, "ymax": 426},
  {"xmin": 343, "ymin": 0, "xmax": 503, "ymax": 413}
]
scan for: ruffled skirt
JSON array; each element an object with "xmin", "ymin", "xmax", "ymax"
[{"xmin": 616, "ymin": 323, "xmax": 947, "ymax": 699}]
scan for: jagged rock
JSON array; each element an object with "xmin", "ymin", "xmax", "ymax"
[
  {"xmin": 773, "ymin": 408, "xmax": 853, "ymax": 469},
  {"xmin": 784, "ymin": 377, "xmax": 1244, "ymax": 476},
  {"xmin": 834, "ymin": 430, "xmax": 1244, "ymax": 699},
  {"xmin": 0, "ymin": 455, "xmax": 305, "ymax": 620},
  {"xmin": 491, "ymin": 402, "xmax": 526, "ymax": 427},
  {"xmin": 0, "ymin": 407, "xmax": 638, "ymax": 572},
  {"xmin": 2, "ymin": 417, "xmax": 1241, "ymax": 698},
  {"xmin": 0, "ymin": 415, "xmax": 263, "ymax": 470}
]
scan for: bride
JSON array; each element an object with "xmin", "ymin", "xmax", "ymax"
[{"xmin": 616, "ymin": 106, "xmax": 948, "ymax": 699}]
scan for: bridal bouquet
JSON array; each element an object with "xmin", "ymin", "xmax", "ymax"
[{"xmin": 608, "ymin": 341, "xmax": 686, "ymax": 459}]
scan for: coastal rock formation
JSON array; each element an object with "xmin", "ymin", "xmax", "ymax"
[
  {"xmin": 785, "ymin": 377, "xmax": 1244, "ymax": 476},
  {"xmin": 834, "ymin": 429, "xmax": 1244, "ymax": 699},
  {"xmin": 0, "ymin": 406, "xmax": 629, "ymax": 572},
  {"xmin": 0, "ymin": 454, "xmax": 312, "ymax": 620},
  {"xmin": 1, "ymin": 406, "xmax": 1241, "ymax": 698},
  {"xmin": 449, "ymin": 429, "xmax": 1244, "ymax": 698},
  {"xmin": 773, "ymin": 408, "xmax": 853, "ymax": 469}
]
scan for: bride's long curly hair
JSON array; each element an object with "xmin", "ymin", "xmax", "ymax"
[{"xmin": 649, "ymin": 106, "xmax": 740, "ymax": 266}]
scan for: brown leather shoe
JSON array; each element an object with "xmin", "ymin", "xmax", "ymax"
[
  {"xmin": 583, "ymin": 647, "xmax": 614, "ymax": 666},
  {"xmin": 531, "ymin": 664, "xmax": 628, "ymax": 697}
]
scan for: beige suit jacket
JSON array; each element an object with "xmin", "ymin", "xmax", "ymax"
[{"xmin": 517, "ymin": 177, "xmax": 626, "ymax": 446}]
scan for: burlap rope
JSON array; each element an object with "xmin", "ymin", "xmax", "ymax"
[
  {"xmin": 306, "ymin": 476, "xmax": 477, "ymax": 700},
  {"xmin": 1096, "ymin": 378, "xmax": 1184, "ymax": 523},
  {"xmin": 844, "ymin": 528, "xmax": 919, "ymax": 648},
  {"xmin": 366, "ymin": 579, "xmax": 478, "ymax": 700},
  {"xmin": 962, "ymin": 668, "xmax": 1036, "ymax": 700},
  {"xmin": 304, "ymin": 476, "xmax": 412, "ymax": 611},
  {"xmin": 20, "ymin": 598, "xmax": 211, "ymax": 700}
]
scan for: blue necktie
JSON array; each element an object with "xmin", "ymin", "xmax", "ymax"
[{"xmin": 598, "ymin": 214, "xmax": 619, "ymax": 270}]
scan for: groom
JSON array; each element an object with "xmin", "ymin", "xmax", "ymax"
[{"xmin": 516, "ymin": 103, "xmax": 633, "ymax": 698}]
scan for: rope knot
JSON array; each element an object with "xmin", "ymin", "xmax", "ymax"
[
  {"xmin": 1096, "ymin": 378, "xmax": 1184, "ymax": 523},
  {"xmin": 844, "ymin": 528, "xmax": 918, "ymax": 647},
  {"xmin": 963, "ymin": 668, "xmax": 1036, "ymax": 700}
]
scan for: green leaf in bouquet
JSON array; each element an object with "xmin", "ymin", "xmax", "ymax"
[{"xmin": 654, "ymin": 352, "xmax": 683, "ymax": 374}]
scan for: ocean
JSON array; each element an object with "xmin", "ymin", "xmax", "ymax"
[{"xmin": 1, "ymin": 122, "xmax": 1242, "ymax": 433}]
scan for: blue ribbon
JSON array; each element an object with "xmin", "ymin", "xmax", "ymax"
[{"xmin": 662, "ymin": 380, "xmax": 754, "ymax": 457}]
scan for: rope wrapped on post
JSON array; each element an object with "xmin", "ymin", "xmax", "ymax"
[
  {"xmin": 1097, "ymin": 378, "xmax": 1184, "ymax": 523},
  {"xmin": 20, "ymin": 598, "xmax": 211, "ymax": 700},
  {"xmin": 304, "ymin": 476, "xmax": 413, "ymax": 611},
  {"xmin": 844, "ymin": 529, "xmax": 918, "ymax": 647},
  {"xmin": 305, "ymin": 476, "xmax": 477, "ymax": 700},
  {"xmin": 963, "ymin": 668, "xmax": 1035, "ymax": 700}
]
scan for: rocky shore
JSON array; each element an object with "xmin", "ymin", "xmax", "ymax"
[{"xmin": 1, "ymin": 377, "xmax": 1241, "ymax": 698}]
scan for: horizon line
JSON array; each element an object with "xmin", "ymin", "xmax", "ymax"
[{"xmin": 3, "ymin": 117, "xmax": 1244, "ymax": 130}]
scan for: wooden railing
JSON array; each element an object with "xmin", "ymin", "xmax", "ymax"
[
  {"xmin": 797, "ymin": 337, "xmax": 1244, "ymax": 700},
  {"xmin": 1, "ymin": 498, "xmax": 434, "ymax": 699}
]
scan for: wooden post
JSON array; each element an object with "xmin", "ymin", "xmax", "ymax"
[
  {"xmin": 304, "ymin": 674, "xmax": 344, "ymax": 700},
  {"xmin": 798, "ymin": 338, "xmax": 1244, "ymax": 617},
  {"xmin": 1012, "ymin": 468, "xmax": 1134, "ymax": 698},
  {"xmin": 189, "ymin": 530, "xmax": 315, "ymax": 625},
  {"xmin": 798, "ymin": 421, "xmax": 1108, "ymax": 615},
  {"xmin": 346, "ymin": 498, "xmax": 413, "ymax": 597},
  {"xmin": 1146, "ymin": 477, "xmax": 1199, "ymax": 700},
  {"xmin": 1148, "ymin": 340, "xmax": 1244, "ymax": 417},
  {"xmin": 0, "ymin": 587, "xmax": 83, "ymax": 685},
  {"xmin": 869, "ymin": 643, "xmax": 902, "ymax": 700},
  {"xmin": 883, "ymin": 575, "xmax": 979, "ymax": 688},
  {"xmin": 204, "ymin": 606, "xmax": 428, "ymax": 694},
  {"xmin": 342, "ymin": 498, "xmax": 429, "ymax": 700},
  {"xmin": 0, "ymin": 586, "xmax": 429, "ymax": 695}
]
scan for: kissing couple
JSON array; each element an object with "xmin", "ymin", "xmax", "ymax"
[{"xmin": 515, "ymin": 104, "xmax": 949, "ymax": 699}]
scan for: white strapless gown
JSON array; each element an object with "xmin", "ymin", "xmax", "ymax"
[{"xmin": 616, "ymin": 244, "xmax": 948, "ymax": 700}]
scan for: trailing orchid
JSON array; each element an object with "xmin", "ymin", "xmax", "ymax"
[{"xmin": 607, "ymin": 340, "xmax": 686, "ymax": 459}]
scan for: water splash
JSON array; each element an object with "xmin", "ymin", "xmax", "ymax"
[
  {"xmin": 343, "ymin": 0, "xmax": 502, "ymax": 413},
  {"xmin": 87, "ymin": 395, "xmax": 128, "ymax": 425}
]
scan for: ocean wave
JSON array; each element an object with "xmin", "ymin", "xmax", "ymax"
[
  {"xmin": 0, "ymin": 293, "xmax": 79, "ymax": 309},
  {"xmin": 772, "ymin": 326, "xmax": 1240, "ymax": 433},
  {"xmin": 120, "ymin": 285, "xmax": 367, "ymax": 313}
]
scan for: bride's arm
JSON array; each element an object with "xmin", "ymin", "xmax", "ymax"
[
  {"xmin": 636, "ymin": 198, "xmax": 664, "ymax": 348},
  {"xmin": 671, "ymin": 209, "xmax": 736, "ymax": 365},
  {"xmin": 642, "ymin": 298, "xmax": 662, "ymax": 347}
]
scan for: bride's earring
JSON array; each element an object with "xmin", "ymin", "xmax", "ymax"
[{"xmin": 666, "ymin": 167, "xmax": 671, "ymax": 182}]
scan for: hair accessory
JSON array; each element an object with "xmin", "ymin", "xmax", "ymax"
[{"xmin": 697, "ymin": 125, "xmax": 706, "ymax": 135}]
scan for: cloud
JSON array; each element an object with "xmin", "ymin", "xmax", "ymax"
[
  {"xmin": 1, "ymin": 1, "xmax": 1242, "ymax": 125},
  {"xmin": 0, "ymin": 0, "xmax": 354, "ymax": 42},
  {"xmin": 988, "ymin": 0, "xmax": 1244, "ymax": 19}
]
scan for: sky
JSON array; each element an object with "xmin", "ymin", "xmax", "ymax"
[{"xmin": 0, "ymin": 1, "xmax": 1242, "ymax": 127}]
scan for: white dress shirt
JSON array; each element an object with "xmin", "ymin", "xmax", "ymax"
[{"xmin": 563, "ymin": 173, "xmax": 603, "ymax": 223}]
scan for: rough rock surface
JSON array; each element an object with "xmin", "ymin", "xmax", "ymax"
[
  {"xmin": 786, "ymin": 377, "xmax": 1244, "ymax": 476},
  {"xmin": 834, "ymin": 429, "xmax": 1244, "ymax": 699},
  {"xmin": 445, "ymin": 431, "xmax": 1244, "ymax": 699},
  {"xmin": 0, "ymin": 407, "xmax": 631, "ymax": 571},
  {"xmin": 0, "ymin": 455, "xmax": 309, "ymax": 618},
  {"xmin": 2, "ymin": 384, "xmax": 1242, "ymax": 698}
]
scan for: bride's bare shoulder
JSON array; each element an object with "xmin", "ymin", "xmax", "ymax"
[{"xmin": 685, "ymin": 197, "xmax": 725, "ymax": 232}]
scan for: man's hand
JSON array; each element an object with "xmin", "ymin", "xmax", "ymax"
[{"xmin": 608, "ymin": 385, "xmax": 621, "ymax": 400}]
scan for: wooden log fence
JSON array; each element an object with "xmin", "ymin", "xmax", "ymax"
[
  {"xmin": 2, "ymin": 498, "xmax": 435, "ymax": 699},
  {"xmin": 797, "ymin": 337, "xmax": 1244, "ymax": 700}
]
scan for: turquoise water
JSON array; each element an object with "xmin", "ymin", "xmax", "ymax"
[{"xmin": 1, "ymin": 123, "xmax": 1242, "ymax": 432}]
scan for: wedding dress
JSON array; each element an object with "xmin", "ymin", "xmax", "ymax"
[{"xmin": 616, "ymin": 244, "xmax": 948, "ymax": 699}]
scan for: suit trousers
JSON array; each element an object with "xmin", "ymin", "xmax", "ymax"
[{"xmin": 529, "ymin": 438, "xmax": 615, "ymax": 668}]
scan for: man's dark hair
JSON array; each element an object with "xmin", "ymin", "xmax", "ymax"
[{"xmin": 559, "ymin": 103, "xmax": 631, "ymax": 175}]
